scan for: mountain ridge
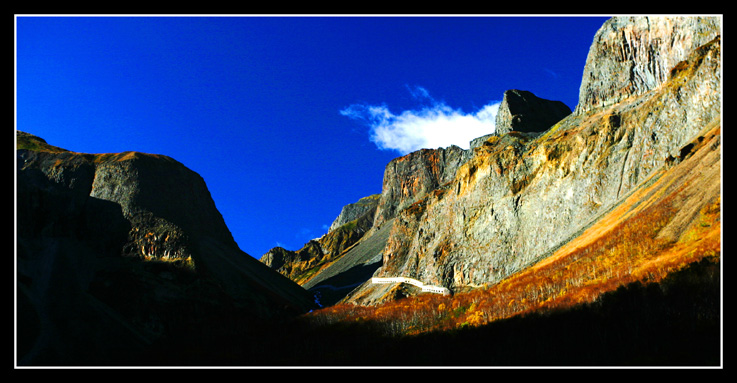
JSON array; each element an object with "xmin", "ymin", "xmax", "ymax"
[
  {"xmin": 346, "ymin": 17, "xmax": 720, "ymax": 305},
  {"xmin": 258, "ymin": 15, "xmax": 721, "ymax": 309},
  {"xmin": 16, "ymin": 131, "xmax": 317, "ymax": 365},
  {"xmin": 16, "ymin": 15, "xmax": 721, "ymax": 366}
]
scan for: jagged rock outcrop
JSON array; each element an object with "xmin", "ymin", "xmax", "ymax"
[
  {"xmin": 469, "ymin": 133, "xmax": 496, "ymax": 150},
  {"xmin": 261, "ymin": 241, "xmax": 323, "ymax": 278},
  {"xmin": 328, "ymin": 194, "xmax": 380, "ymax": 232},
  {"xmin": 261, "ymin": 90, "xmax": 576, "ymax": 303},
  {"xmin": 373, "ymin": 145, "xmax": 472, "ymax": 228},
  {"xmin": 260, "ymin": 145, "xmax": 472, "ymax": 288},
  {"xmin": 575, "ymin": 16, "xmax": 720, "ymax": 114},
  {"xmin": 16, "ymin": 132, "xmax": 316, "ymax": 365},
  {"xmin": 493, "ymin": 89, "xmax": 572, "ymax": 136},
  {"xmin": 260, "ymin": 194, "xmax": 378, "ymax": 285},
  {"xmin": 343, "ymin": 15, "xmax": 721, "ymax": 305},
  {"xmin": 257, "ymin": 16, "xmax": 721, "ymax": 308}
]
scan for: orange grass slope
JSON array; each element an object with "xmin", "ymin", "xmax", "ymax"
[
  {"xmin": 307, "ymin": 121, "xmax": 721, "ymax": 333},
  {"xmin": 492, "ymin": 119, "xmax": 721, "ymax": 318},
  {"xmin": 306, "ymin": 121, "xmax": 721, "ymax": 334}
]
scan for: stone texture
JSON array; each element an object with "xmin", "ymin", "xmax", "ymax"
[
  {"xmin": 258, "ymin": 16, "xmax": 721, "ymax": 308},
  {"xmin": 575, "ymin": 16, "xmax": 720, "ymax": 114},
  {"xmin": 469, "ymin": 133, "xmax": 496, "ymax": 150},
  {"xmin": 344, "ymin": 16, "xmax": 721, "ymax": 305},
  {"xmin": 261, "ymin": 92, "xmax": 572, "ymax": 299},
  {"xmin": 373, "ymin": 145, "xmax": 472, "ymax": 229},
  {"xmin": 260, "ymin": 193, "xmax": 378, "ymax": 285},
  {"xmin": 328, "ymin": 194, "xmax": 380, "ymax": 232}
]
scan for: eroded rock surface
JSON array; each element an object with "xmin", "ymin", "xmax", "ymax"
[{"xmin": 344, "ymin": 16, "xmax": 721, "ymax": 305}]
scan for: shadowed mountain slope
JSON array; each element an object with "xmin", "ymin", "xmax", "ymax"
[{"xmin": 16, "ymin": 132, "xmax": 316, "ymax": 365}]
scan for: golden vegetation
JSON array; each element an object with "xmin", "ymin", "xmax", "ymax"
[
  {"xmin": 305, "ymin": 127, "xmax": 721, "ymax": 337},
  {"xmin": 16, "ymin": 131, "xmax": 70, "ymax": 153}
]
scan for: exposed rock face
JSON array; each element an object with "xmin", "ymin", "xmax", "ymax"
[
  {"xmin": 343, "ymin": 16, "xmax": 721, "ymax": 305},
  {"xmin": 494, "ymin": 89, "xmax": 572, "ymax": 135},
  {"xmin": 261, "ymin": 242, "xmax": 323, "ymax": 277},
  {"xmin": 575, "ymin": 16, "xmax": 720, "ymax": 114},
  {"xmin": 16, "ymin": 133, "xmax": 316, "ymax": 365},
  {"xmin": 261, "ymin": 89, "xmax": 577, "ymax": 302},
  {"xmin": 302, "ymin": 219, "xmax": 395, "ymax": 307},
  {"xmin": 260, "ymin": 194, "xmax": 378, "ymax": 285},
  {"xmin": 373, "ymin": 145, "xmax": 471, "ymax": 228},
  {"xmin": 257, "ymin": 16, "xmax": 721, "ymax": 308},
  {"xmin": 260, "ymin": 145, "xmax": 472, "ymax": 288},
  {"xmin": 469, "ymin": 133, "xmax": 496, "ymax": 150},
  {"xmin": 328, "ymin": 194, "xmax": 380, "ymax": 232}
]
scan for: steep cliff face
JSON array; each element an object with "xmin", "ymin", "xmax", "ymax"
[
  {"xmin": 260, "ymin": 91, "xmax": 583, "ymax": 300},
  {"xmin": 343, "ymin": 16, "xmax": 721, "ymax": 305},
  {"xmin": 259, "ymin": 194, "xmax": 379, "ymax": 285},
  {"xmin": 374, "ymin": 145, "xmax": 471, "ymax": 228},
  {"xmin": 16, "ymin": 133, "xmax": 316, "ymax": 365},
  {"xmin": 328, "ymin": 194, "xmax": 380, "ymax": 232},
  {"xmin": 575, "ymin": 16, "xmax": 720, "ymax": 114},
  {"xmin": 260, "ymin": 145, "xmax": 473, "ymax": 289}
]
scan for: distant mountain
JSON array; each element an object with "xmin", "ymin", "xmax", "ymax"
[{"xmin": 16, "ymin": 132, "xmax": 316, "ymax": 365}]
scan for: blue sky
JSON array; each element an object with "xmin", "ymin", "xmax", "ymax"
[{"xmin": 15, "ymin": 15, "xmax": 610, "ymax": 258}]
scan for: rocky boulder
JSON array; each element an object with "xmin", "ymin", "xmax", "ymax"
[{"xmin": 493, "ymin": 89, "xmax": 571, "ymax": 135}]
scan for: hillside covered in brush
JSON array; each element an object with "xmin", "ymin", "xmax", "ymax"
[
  {"xmin": 16, "ymin": 15, "xmax": 721, "ymax": 367},
  {"xmin": 258, "ymin": 16, "xmax": 722, "ymax": 364},
  {"xmin": 261, "ymin": 16, "xmax": 721, "ymax": 308}
]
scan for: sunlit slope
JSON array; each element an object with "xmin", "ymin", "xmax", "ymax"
[
  {"xmin": 343, "ymin": 26, "xmax": 721, "ymax": 305},
  {"xmin": 486, "ymin": 121, "xmax": 720, "ymax": 319},
  {"xmin": 306, "ymin": 119, "xmax": 719, "ymax": 334},
  {"xmin": 307, "ymin": 28, "xmax": 722, "ymax": 332}
]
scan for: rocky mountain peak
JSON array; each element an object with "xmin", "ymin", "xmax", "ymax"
[
  {"xmin": 338, "ymin": 15, "xmax": 721, "ymax": 305},
  {"xmin": 328, "ymin": 194, "xmax": 380, "ymax": 233},
  {"xmin": 494, "ymin": 89, "xmax": 572, "ymax": 136},
  {"xmin": 16, "ymin": 16, "xmax": 722, "ymax": 365},
  {"xmin": 257, "ymin": 16, "xmax": 721, "ymax": 308},
  {"xmin": 575, "ymin": 16, "xmax": 720, "ymax": 114}
]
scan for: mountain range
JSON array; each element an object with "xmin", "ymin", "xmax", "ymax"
[
  {"xmin": 261, "ymin": 16, "xmax": 721, "ymax": 307},
  {"xmin": 16, "ymin": 15, "xmax": 721, "ymax": 366}
]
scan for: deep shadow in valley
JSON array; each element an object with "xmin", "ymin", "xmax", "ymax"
[
  {"xmin": 136, "ymin": 257, "xmax": 720, "ymax": 367},
  {"xmin": 308, "ymin": 260, "xmax": 382, "ymax": 307}
]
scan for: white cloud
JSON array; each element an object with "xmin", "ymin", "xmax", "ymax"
[{"xmin": 341, "ymin": 86, "xmax": 501, "ymax": 155}]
